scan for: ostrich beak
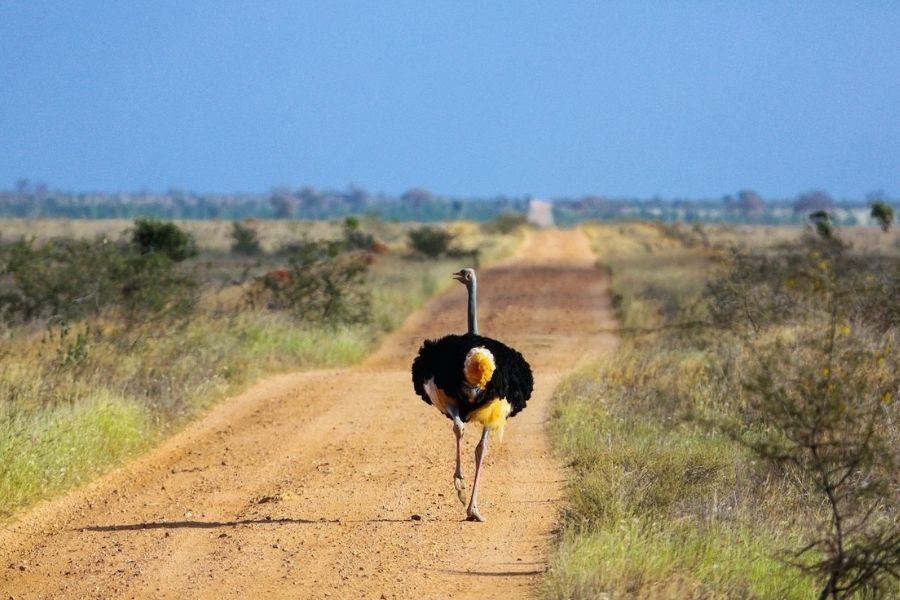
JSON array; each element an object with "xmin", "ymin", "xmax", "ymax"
[{"xmin": 452, "ymin": 271, "xmax": 466, "ymax": 283}]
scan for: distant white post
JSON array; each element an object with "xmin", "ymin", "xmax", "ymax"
[{"xmin": 527, "ymin": 198, "xmax": 555, "ymax": 228}]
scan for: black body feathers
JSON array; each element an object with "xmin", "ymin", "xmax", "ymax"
[{"xmin": 411, "ymin": 333, "xmax": 533, "ymax": 422}]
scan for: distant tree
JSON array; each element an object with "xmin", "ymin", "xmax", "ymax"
[
  {"xmin": 14, "ymin": 178, "xmax": 30, "ymax": 195},
  {"xmin": 809, "ymin": 210, "xmax": 835, "ymax": 240},
  {"xmin": 794, "ymin": 190, "xmax": 834, "ymax": 215},
  {"xmin": 269, "ymin": 187, "xmax": 294, "ymax": 219},
  {"xmin": 131, "ymin": 219, "xmax": 197, "ymax": 261},
  {"xmin": 737, "ymin": 189, "xmax": 765, "ymax": 220},
  {"xmin": 870, "ymin": 201, "xmax": 894, "ymax": 232},
  {"xmin": 230, "ymin": 221, "xmax": 262, "ymax": 256},
  {"xmin": 407, "ymin": 226, "xmax": 455, "ymax": 258}
]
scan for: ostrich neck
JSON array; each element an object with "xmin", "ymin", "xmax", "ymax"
[{"xmin": 467, "ymin": 281, "xmax": 478, "ymax": 335}]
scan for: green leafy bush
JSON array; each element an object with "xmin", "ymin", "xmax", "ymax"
[
  {"xmin": 230, "ymin": 221, "xmax": 262, "ymax": 256},
  {"xmin": 809, "ymin": 210, "xmax": 835, "ymax": 240},
  {"xmin": 870, "ymin": 201, "xmax": 894, "ymax": 232},
  {"xmin": 0, "ymin": 237, "xmax": 126, "ymax": 322},
  {"xmin": 131, "ymin": 218, "xmax": 197, "ymax": 261},
  {"xmin": 251, "ymin": 239, "xmax": 371, "ymax": 325},
  {"xmin": 407, "ymin": 226, "xmax": 455, "ymax": 258},
  {"xmin": 0, "ymin": 234, "xmax": 197, "ymax": 325}
]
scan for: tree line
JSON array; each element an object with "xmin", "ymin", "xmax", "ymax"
[{"xmin": 1, "ymin": 179, "xmax": 895, "ymax": 225}]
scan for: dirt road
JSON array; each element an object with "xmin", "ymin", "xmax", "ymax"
[{"xmin": 0, "ymin": 230, "xmax": 615, "ymax": 599}]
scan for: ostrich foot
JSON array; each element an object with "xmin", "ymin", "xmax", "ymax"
[
  {"xmin": 465, "ymin": 505, "xmax": 484, "ymax": 522},
  {"xmin": 454, "ymin": 475, "xmax": 467, "ymax": 506}
]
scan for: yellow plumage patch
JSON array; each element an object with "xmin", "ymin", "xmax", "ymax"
[
  {"xmin": 469, "ymin": 398, "xmax": 512, "ymax": 440},
  {"xmin": 464, "ymin": 347, "xmax": 495, "ymax": 388}
]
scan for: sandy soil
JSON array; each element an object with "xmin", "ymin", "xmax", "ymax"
[{"xmin": 0, "ymin": 229, "xmax": 616, "ymax": 599}]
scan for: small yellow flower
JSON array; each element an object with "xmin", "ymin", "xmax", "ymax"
[
  {"xmin": 786, "ymin": 278, "xmax": 796, "ymax": 289},
  {"xmin": 822, "ymin": 367, "xmax": 830, "ymax": 377},
  {"xmin": 882, "ymin": 392, "xmax": 892, "ymax": 405},
  {"xmin": 839, "ymin": 324, "xmax": 851, "ymax": 336}
]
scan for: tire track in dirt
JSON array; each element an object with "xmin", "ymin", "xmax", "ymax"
[{"xmin": 0, "ymin": 229, "xmax": 616, "ymax": 599}]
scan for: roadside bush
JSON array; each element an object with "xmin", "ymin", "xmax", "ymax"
[
  {"xmin": 117, "ymin": 251, "xmax": 198, "ymax": 324},
  {"xmin": 728, "ymin": 323, "xmax": 900, "ymax": 599},
  {"xmin": 0, "ymin": 235, "xmax": 197, "ymax": 325},
  {"xmin": 252, "ymin": 239, "xmax": 371, "ymax": 325},
  {"xmin": 0, "ymin": 237, "xmax": 125, "ymax": 322},
  {"xmin": 708, "ymin": 232, "xmax": 900, "ymax": 598},
  {"xmin": 131, "ymin": 218, "xmax": 197, "ymax": 261},
  {"xmin": 230, "ymin": 221, "xmax": 262, "ymax": 256},
  {"xmin": 407, "ymin": 226, "xmax": 455, "ymax": 258},
  {"xmin": 706, "ymin": 234, "xmax": 900, "ymax": 333}
]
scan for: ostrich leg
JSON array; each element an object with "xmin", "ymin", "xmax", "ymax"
[
  {"xmin": 466, "ymin": 427, "xmax": 490, "ymax": 522},
  {"xmin": 449, "ymin": 408, "xmax": 467, "ymax": 505}
]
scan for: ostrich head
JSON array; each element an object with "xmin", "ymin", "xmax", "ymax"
[
  {"xmin": 452, "ymin": 268, "xmax": 475, "ymax": 286},
  {"xmin": 452, "ymin": 268, "xmax": 478, "ymax": 335}
]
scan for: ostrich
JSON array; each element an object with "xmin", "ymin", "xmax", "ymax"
[{"xmin": 411, "ymin": 268, "xmax": 533, "ymax": 521}]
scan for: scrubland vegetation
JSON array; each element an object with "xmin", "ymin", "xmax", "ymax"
[
  {"xmin": 546, "ymin": 223, "xmax": 899, "ymax": 599},
  {"xmin": 0, "ymin": 216, "xmax": 524, "ymax": 520}
]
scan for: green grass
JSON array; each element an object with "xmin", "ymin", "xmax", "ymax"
[{"xmin": 0, "ymin": 393, "xmax": 149, "ymax": 511}]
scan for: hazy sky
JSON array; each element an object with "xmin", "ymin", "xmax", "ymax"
[{"xmin": 1, "ymin": 1, "xmax": 898, "ymax": 199}]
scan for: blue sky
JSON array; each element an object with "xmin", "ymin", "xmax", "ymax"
[{"xmin": 1, "ymin": 1, "xmax": 898, "ymax": 199}]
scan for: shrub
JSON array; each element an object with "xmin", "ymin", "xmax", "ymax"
[
  {"xmin": 407, "ymin": 226, "xmax": 455, "ymax": 258},
  {"xmin": 481, "ymin": 212, "xmax": 527, "ymax": 234},
  {"xmin": 230, "ymin": 221, "xmax": 262, "ymax": 256},
  {"xmin": 0, "ymin": 236, "xmax": 197, "ymax": 325},
  {"xmin": 0, "ymin": 238, "xmax": 126, "ymax": 322},
  {"xmin": 730, "ymin": 325, "xmax": 900, "ymax": 599},
  {"xmin": 709, "ymin": 234, "xmax": 900, "ymax": 598},
  {"xmin": 809, "ymin": 210, "xmax": 835, "ymax": 240},
  {"xmin": 706, "ymin": 235, "xmax": 900, "ymax": 333},
  {"xmin": 342, "ymin": 216, "xmax": 375, "ymax": 251},
  {"xmin": 254, "ymin": 239, "xmax": 371, "ymax": 325},
  {"xmin": 130, "ymin": 218, "xmax": 197, "ymax": 261},
  {"xmin": 116, "ymin": 251, "xmax": 198, "ymax": 324},
  {"xmin": 870, "ymin": 201, "xmax": 894, "ymax": 232}
]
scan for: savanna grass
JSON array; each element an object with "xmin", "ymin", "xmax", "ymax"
[{"xmin": 544, "ymin": 223, "xmax": 818, "ymax": 599}]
